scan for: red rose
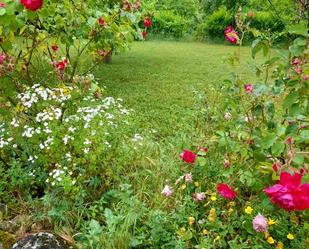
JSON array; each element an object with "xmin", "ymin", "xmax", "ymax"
[
  {"xmin": 263, "ymin": 172, "xmax": 309, "ymax": 211},
  {"xmin": 217, "ymin": 183, "xmax": 237, "ymax": 200},
  {"xmin": 51, "ymin": 45, "xmax": 58, "ymax": 52},
  {"xmin": 20, "ymin": 0, "xmax": 43, "ymax": 11},
  {"xmin": 180, "ymin": 150, "xmax": 197, "ymax": 164},
  {"xmin": 98, "ymin": 16, "xmax": 105, "ymax": 27},
  {"xmin": 144, "ymin": 18, "xmax": 152, "ymax": 28},
  {"xmin": 55, "ymin": 59, "xmax": 67, "ymax": 71}
]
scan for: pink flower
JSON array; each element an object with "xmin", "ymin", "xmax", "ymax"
[
  {"xmin": 196, "ymin": 192, "xmax": 206, "ymax": 202},
  {"xmin": 0, "ymin": 54, "xmax": 6, "ymax": 64},
  {"xmin": 224, "ymin": 26, "xmax": 239, "ymax": 45},
  {"xmin": 20, "ymin": 0, "xmax": 43, "ymax": 11},
  {"xmin": 98, "ymin": 16, "xmax": 105, "ymax": 27},
  {"xmin": 51, "ymin": 45, "xmax": 58, "ymax": 52},
  {"xmin": 244, "ymin": 84, "xmax": 254, "ymax": 94},
  {"xmin": 180, "ymin": 150, "xmax": 197, "ymax": 164},
  {"xmin": 0, "ymin": 2, "xmax": 6, "ymax": 8},
  {"xmin": 184, "ymin": 173, "xmax": 193, "ymax": 183},
  {"xmin": 252, "ymin": 214, "xmax": 268, "ymax": 232},
  {"xmin": 304, "ymin": 75, "xmax": 309, "ymax": 81},
  {"xmin": 161, "ymin": 185, "xmax": 173, "ymax": 197},
  {"xmin": 217, "ymin": 183, "xmax": 237, "ymax": 200},
  {"xmin": 292, "ymin": 58, "xmax": 301, "ymax": 66},
  {"xmin": 144, "ymin": 18, "xmax": 152, "ymax": 28},
  {"xmin": 263, "ymin": 172, "xmax": 309, "ymax": 211}
]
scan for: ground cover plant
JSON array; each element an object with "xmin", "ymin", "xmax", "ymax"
[{"xmin": 0, "ymin": 1, "xmax": 308, "ymax": 249}]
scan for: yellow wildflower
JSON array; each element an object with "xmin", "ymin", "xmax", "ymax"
[
  {"xmin": 268, "ymin": 218, "xmax": 276, "ymax": 226},
  {"xmin": 188, "ymin": 217, "xmax": 195, "ymax": 226},
  {"xmin": 264, "ymin": 231, "xmax": 270, "ymax": 239},
  {"xmin": 210, "ymin": 195, "xmax": 217, "ymax": 201},
  {"xmin": 287, "ymin": 233, "xmax": 294, "ymax": 240},
  {"xmin": 194, "ymin": 181, "xmax": 200, "ymax": 187},
  {"xmin": 267, "ymin": 237, "xmax": 275, "ymax": 244},
  {"xmin": 214, "ymin": 235, "xmax": 220, "ymax": 241},
  {"xmin": 244, "ymin": 206, "xmax": 253, "ymax": 214},
  {"xmin": 208, "ymin": 208, "xmax": 216, "ymax": 223},
  {"xmin": 275, "ymin": 241, "xmax": 284, "ymax": 249},
  {"xmin": 202, "ymin": 229, "xmax": 209, "ymax": 235},
  {"xmin": 180, "ymin": 184, "xmax": 186, "ymax": 190}
]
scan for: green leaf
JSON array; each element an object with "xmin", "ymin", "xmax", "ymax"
[
  {"xmin": 283, "ymin": 92, "xmax": 299, "ymax": 109},
  {"xmin": 293, "ymin": 155, "xmax": 304, "ymax": 166},
  {"xmin": 288, "ymin": 23, "xmax": 308, "ymax": 37},
  {"xmin": 252, "ymin": 38, "xmax": 269, "ymax": 59},
  {"xmin": 0, "ymin": 8, "xmax": 6, "ymax": 16},
  {"xmin": 271, "ymin": 141, "xmax": 285, "ymax": 156},
  {"xmin": 261, "ymin": 133, "xmax": 277, "ymax": 149}
]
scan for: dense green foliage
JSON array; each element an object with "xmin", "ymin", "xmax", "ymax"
[{"xmin": 147, "ymin": 0, "xmax": 301, "ymax": 41}]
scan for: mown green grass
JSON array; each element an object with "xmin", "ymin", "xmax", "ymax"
[
  {"xmin": 96, "ymin": 41, "xmax": 253, "ymax": 138},
  {"xmin": 94, "ymin": 41, "xmax": 256, "ymax": 206}
]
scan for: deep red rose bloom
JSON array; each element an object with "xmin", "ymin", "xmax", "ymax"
[
  {"xmin": 142, "ymin": 31, "xmax": 148, "ymax": 39},
  {"xmin": 20, "ymin": 0, "xmax": 43, "ymax": 11},
  {"xmin": 263, "ymin": 172, "xmax": 309, "ymax": 211},
  {"xmin": 217, "ymin": 183, "xmax": 237, "ymax": 200},
  {"xmin": 98, "ymin": 16, "xmax": 105, "ymax": 27},
  {"xmin": 51, "ymin": 45, "xmax": 58, "ymax": 52},
  {"xmin": 224, "ymin": 26, "xmax": 239, "ymax": 45},
  {"xmin": 144, "ymin": 18, "xmax": 152, "ymax": 28},
  {"xmin": 55, "ymin": 59, "xmax": 67, "ymax": 71},
  {"xmin": 180, "ymin": 150, "xmax": 197, "ymax": 164}
]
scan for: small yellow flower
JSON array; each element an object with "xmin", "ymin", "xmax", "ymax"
[
  {"xmin": 208, "ymin": 208, "xmax": 216, "ymax": 223},
  {"xmin": 267, "ymin": 236, "xmax": 275, "ymax": 244},
  {"xmin": 177, "ymin": 227, "xmax": 186, "ymax": 237},
  {"xmin": 244, "ymin": 206, "xmax": 253, "ymax": 214},
  {"xmin": 228, "ymin": 207, "xmax": 234, "ymax": 213},
  {"xmin": 210, "ymin": 195, "xmax": 217, "ymax": 201},
  {"xmin": 214, "ymin": 235, "xmax": 220, "ymax": 241},
  {"xmin": 268, "ymin": 218, "xmax": 276, "ymax": 226},
  {"xmin": 287, "ymin": 233, "xmax": 294, "ymax": 240},
  {"xmin": 194, "ymin": 181, "xmax": 200, "ymax": 187},
  {"xmin": 180, "ymin": 184, "xmax": 186, "ymax": 190},
  {"xmin": 275, "ymin": 241, "xmax": 284, "ymax": 249},
  {"xmin": 264, "ymin": 231, "xmax": 270, "ymax": 239},
  {"xmin": 202, "ymin": 229, "xmax": 209, "ymax": 235},
  {"xmin": 188, "ymin": 217, "xmax": 195, "ymax": 226}
]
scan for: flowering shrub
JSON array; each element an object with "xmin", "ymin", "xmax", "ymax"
[
  {"xmin": 0, "ymin": 75, "xmax": 146, "ymax": 203},
  {"xmin": 159, "ymin": 9, "xmax": 308, "ymax": 249}
]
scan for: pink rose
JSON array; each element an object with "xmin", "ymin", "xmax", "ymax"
[
  {"xmin": 224, "ymin": 26, "xmax": 239, "ymax": 45},
  {"xmin": 263, "ymin": 172, "xmax": 309, "ymax": 211}
]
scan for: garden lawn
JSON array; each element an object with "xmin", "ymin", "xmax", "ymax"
[
  {"xmin": 96, "ymin": 41, "xmax": 253, "ymax": 139},
  {"xmin": 94, "ymin": 41, "xmax": 255, "ymax": 205}
]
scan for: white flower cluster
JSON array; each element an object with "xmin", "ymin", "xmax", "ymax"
[
  {"xmin": 17, "ymin": 84, "xmax": 73, "ymax": 110},
  {"xmin": 46, "ymin": 164, "xmax": 76, "ymax": 186},
  {"xmin": 0, "ymin": 124, "xmax": 13, "ymax": 148}
]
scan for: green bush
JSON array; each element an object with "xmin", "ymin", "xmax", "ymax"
[
  {"xmin": 251, "ymin": 11, "xmax": 286, "ymax": 32},
  {"xmin": 195, "ymin": 7, "xmax": 233, "ymax": 41},
  {"xmin": 151, "ymin": 11, "xmax": 190, "ymax": 38}
]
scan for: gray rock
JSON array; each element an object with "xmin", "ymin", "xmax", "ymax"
[{"xmin": 12, "ymin": 232, "xmax": 64, "ymax": 249}]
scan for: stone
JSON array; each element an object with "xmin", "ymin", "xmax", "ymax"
[{"xmin": 12, "ymin": 232, "xmax": 64, "ymax": 249}]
